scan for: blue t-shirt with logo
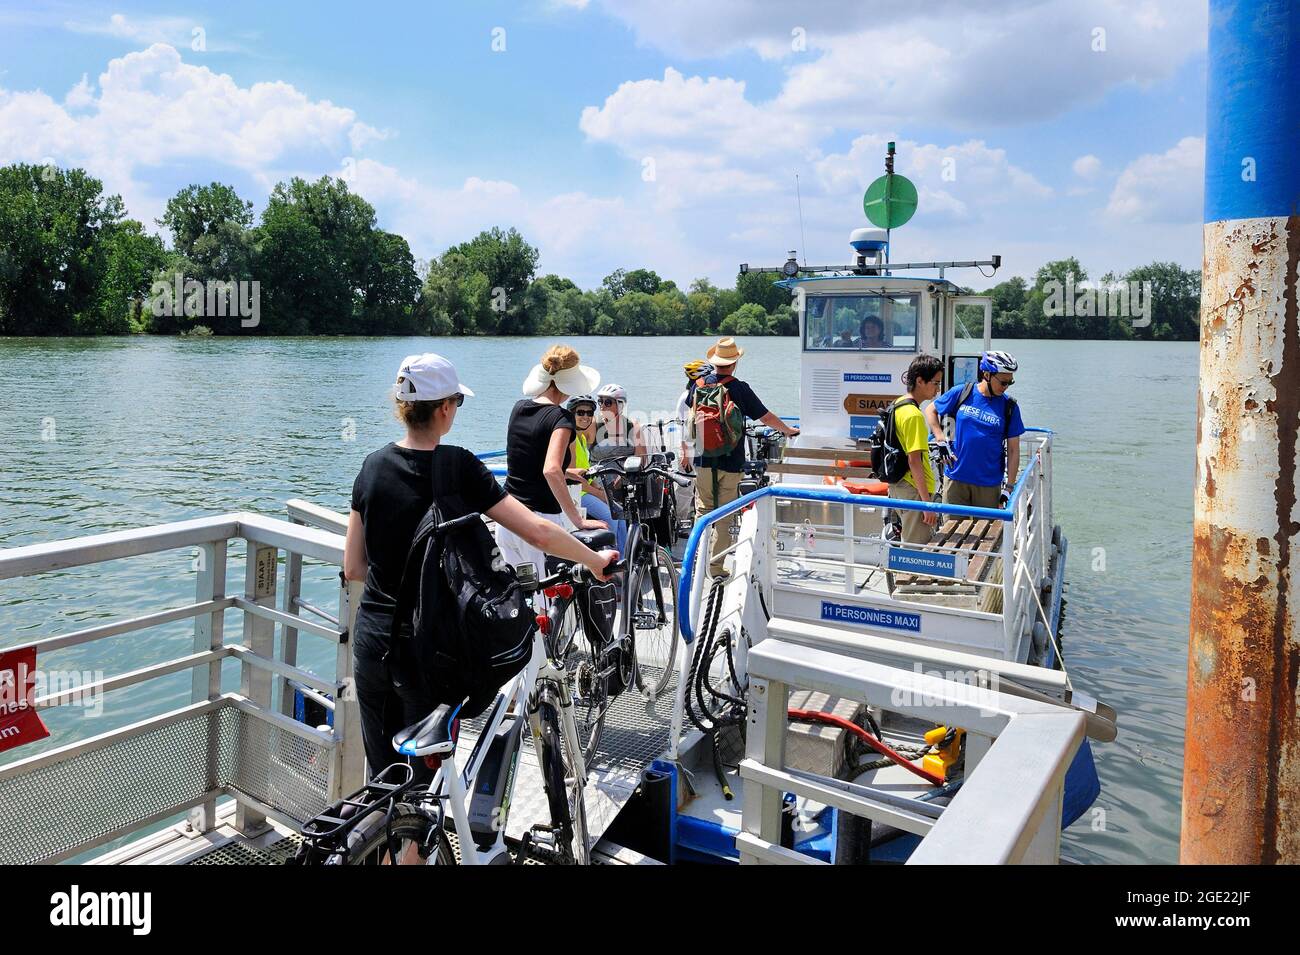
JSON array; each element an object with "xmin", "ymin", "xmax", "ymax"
[{"xmin": 932, "ymin": 384, "xmax": 1026, "ymax": 488}]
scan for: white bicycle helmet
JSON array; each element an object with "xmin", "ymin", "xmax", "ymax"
[
  {"xmin": 596, "ymin": 383, "xmax": 627, "ymax": 401},
  {"xmin": 979, "ymin": 350, "xmax": 1019, "ymax": 375}
]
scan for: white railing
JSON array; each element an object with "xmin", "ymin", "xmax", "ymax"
[
  {"xmin": 0, "ymin": 513, "xmax": 363, "ymax": 864},
  {"xmin": 738, "ymin": 639, "xmax": 1084, "ymax": 865}
]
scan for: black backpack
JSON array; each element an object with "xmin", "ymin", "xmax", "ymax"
[
  {"xmin": 869, "ymin": 397, "xmax": 918, "ymax": 484},
  {"xmin": 390, "ymin": 449, "xmax": 533, "ymax": 718}
]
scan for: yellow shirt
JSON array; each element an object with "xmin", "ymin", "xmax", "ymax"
[{"xmin": 893, "ymin": 397, "xmax": 935, "ymax": 496}]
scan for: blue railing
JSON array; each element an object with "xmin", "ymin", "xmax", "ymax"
[
  {"xmin": 475, "ymin": 448, "xmax": 508, "ymax": 478},
  {"xmin": 674, "ymin": 446, "xmax": 1043, "ymax": 645}
]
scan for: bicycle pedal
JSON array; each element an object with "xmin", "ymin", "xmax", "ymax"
[{"xmin": 632, "ymin": 611, "xmax": 659, "ymax": 630}]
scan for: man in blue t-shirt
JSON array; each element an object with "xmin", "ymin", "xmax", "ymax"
[
  {"xmin": 924, "ymin": 350, "xmax": 1026, "ymax": 509},
  {"xmin": 688, "ymin": 337, "xmax": 800, "ymax": 576}
]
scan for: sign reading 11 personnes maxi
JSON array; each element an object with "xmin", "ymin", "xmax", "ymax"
[
  {"xmin": 886, "ymin": 547, "xmax": 967, "ymax": 579},
  {"xmin": 821, "ymin": 601, "xmax": 922, "ymax": 634}
]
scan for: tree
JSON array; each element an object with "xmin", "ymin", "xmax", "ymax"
[
  {"xmin": 256, "ymin": 176, "xmax": 397, "ymax": 334},
  {"xmin": 736, "ymin": 270, "xmax": 790, "ymax": 313},
  {"xmin": 1123, "ymin": 261, "xmax": 1200, "ymax": 341},
  {"xmin": 443, "ymin": 227, "xmax": 538, "ymax": 332},
  {"xmin": 361, "ymin": 231, "xmax": 421, "ymax": 334},
  {"xmin": 0, "ymin": 164, "xmax": 125, "ymax": 335},
  {"xmin": 158, "ymin": 183, "xmax": 253, "ymax": 259},
  {"xmin": 720, "ymin": 301, "xmax": 772, "ymax": 336},
  {"xmin": 93, "ymin": 220, "xmax": 168, "ymax": 334}
]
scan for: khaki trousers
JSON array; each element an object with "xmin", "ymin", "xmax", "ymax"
[
  {"xmin": 695, "ymin": 467, "xmax": 743, "ymax": 576},
  {"xmin": 887, "ymin": 480, "xmax": 934, "ymax": 545},
  {"xmin": 943, "ymin": 479, "xmax": 1001, "ymax": 509}
]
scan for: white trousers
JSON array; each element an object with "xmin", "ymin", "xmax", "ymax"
[{"xmin": 494, "ymin": 510, "xmax": 570, "ymax": 579}]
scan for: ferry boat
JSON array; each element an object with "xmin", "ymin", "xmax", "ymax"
[{"xmin": 0, "ymin": 214, "xmax": 1114, "ymax": 868}]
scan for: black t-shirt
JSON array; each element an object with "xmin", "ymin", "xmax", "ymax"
[
  {"xmin": 503, "ymin": 399, "xmax": 574, "ymax": 514},
  {"xmin": 689, "ymin": 376, "xmax": 769, "ymax": 473},
  {"xmin": 350, "ymin": 442, "xmax": 505, "ymax": 649}
]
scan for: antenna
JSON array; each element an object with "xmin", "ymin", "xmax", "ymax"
[{"xmin": 795, "ymin": 173, "xmax": 807, "ymax": 266}]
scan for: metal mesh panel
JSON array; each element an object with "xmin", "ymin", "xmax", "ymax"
[
  {"xmin": 0, "ymin": 705, "xmax": 331, "ymax": 865},
  {"xmin": 0, "ymin": 711, "xmax": 217, "ymax": 865},
  {"xmin": 218, "ymin": 708, "xmax": 330, "ymax": 824}
]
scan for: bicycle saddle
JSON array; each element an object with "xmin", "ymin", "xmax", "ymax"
[
  {"xmin": 570, "ymin": 528, "xmax": 615, "ymax": 550},
  {"xmin": 393, "ymin": 700, "xmax": 464, "ymax": 758}
]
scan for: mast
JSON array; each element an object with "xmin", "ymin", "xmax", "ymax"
[{"xmin": 1182, "ymin": 0, "xmax": 1300, "ymax": 864}]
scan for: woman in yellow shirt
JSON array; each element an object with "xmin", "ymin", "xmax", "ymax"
[{"xmin": 565, "ymin": 394, "xmax": 627, "ymax": 556}]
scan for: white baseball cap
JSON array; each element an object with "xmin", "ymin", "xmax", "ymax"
[{"xmin": 394, "ymin": 353, "xmax": 474, "ymax": 402}]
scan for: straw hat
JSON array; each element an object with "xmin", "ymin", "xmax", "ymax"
[
  {"xmin": 521, "ymin": 358, "xmax": 601, "ymax": 397},
  {"xmin": 706, "ymin": 337, "xmax": 744, "ymax": 367}
]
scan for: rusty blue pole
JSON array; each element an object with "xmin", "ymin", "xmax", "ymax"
[{"xmin": 1184, "ymin": 0, "xmax": 1300, "ymax": 863}]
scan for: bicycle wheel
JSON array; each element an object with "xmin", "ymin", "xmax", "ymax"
[
  {"xmin": 556, "ymin": 598, "xmax": 607, "ymax": 767},
  {"xmin": 630, "ymin": 545, "xmax": 679, "ymax": 699},
  {"xmin": 326, "ymin": 805, "xmax": 454, "ymax": 866},
  {"xmin": 535, "ymin": 693, "xmax": 590, "ymax": 865}
]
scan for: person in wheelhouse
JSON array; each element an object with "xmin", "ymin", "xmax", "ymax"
[{"xmin": 343, "ymin": 353, "xmax": 617, "ymax": 784}]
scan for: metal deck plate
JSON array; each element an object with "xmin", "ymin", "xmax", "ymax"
[{"xmin": 461, "ymin": 665, "xmax": 676, "ymax": 845}]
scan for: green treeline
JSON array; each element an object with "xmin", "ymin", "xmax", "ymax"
[
  {"xmin": 977, "ymin": 256, "xmax": 1202, "ymax": 341},
  {"xmin": 0, "ymin": 164, "xmax": 1199, "ymax": 340}
]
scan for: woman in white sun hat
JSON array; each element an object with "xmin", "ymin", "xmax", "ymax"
[
  {"xmin": 343, "ymin": 352, "xmax": 617, "ymax": 784},
  {"xmin": 498, "ymin": 344, "xmax": 609, "ymax": 576}
]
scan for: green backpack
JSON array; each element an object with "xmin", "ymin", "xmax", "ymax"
[{"xmin": 693, "ymin": 376, "xmax": 745, "ymax": 459}]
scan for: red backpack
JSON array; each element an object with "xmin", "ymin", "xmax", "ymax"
[{"xmin": 692, "ymin": 375, "xmax": 745, "ymax": 459}]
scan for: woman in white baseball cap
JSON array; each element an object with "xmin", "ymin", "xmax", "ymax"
[
  {"xmin": 343, "ymin": 352, "xmax": 618, "ymax": 786},
  {"xmin": 498, "ymin": 344, "xmax": 608, "ymax": 575}
]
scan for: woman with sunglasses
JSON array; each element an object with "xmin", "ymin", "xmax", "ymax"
[
  {"xmin": 343, "ymin": 353, "xmax": 617, "ymax": 784},
  {"xmin": 564, "ymin": 394, "xmax": 627, "ymax": 556},
  {"xmin": 924, "ymin": 350, "xmax": 1026, "ymax": 509},
  {"xmin": 590, "ymin": 383, "xmax": 647, "ymax": 463}
]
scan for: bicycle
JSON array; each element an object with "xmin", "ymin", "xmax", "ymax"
[
  {"xmin": 291, "ymin": 528, "xmax": 620, "ymax": 866},
  {"xmin": 559, "ymin": 453, "xmax": 694, "ymax": 763}
]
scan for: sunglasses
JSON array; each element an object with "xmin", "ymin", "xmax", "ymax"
[
  {"xmin": 444, "ymin": 392, "xmax": 465, "ymax": 407},
  {"xmin": 599, "ymin": 398, "xmax": 621, "ymax": 408},
  {"xmin": 573, "ymin": 408, "xmax": 594, "ymax": 417},
  {"xmin": 994, "ymin": 376, "xmax": 1014, "ymax": 387}
]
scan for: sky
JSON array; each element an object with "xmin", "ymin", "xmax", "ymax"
[{"xmin": 0, "ymin": 0, "xmax": 1209, "ymax": 290}]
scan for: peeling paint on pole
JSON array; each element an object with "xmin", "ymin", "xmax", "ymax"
[{"xmin": 1184, "ymin": 0, "xmax": 1300, "ymax": 864}]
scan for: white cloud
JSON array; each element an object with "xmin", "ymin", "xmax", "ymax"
[
  {"xmin": 343, "ymin": 158, "xmax": 691, "ymax": 285},
  {"xmin": 1073, "ymin": 154, "xmax": 1102, "ymax": 179},
  {"xmin": 580, "ymin": 67, "xmax": 818, "ymax": 158},
  {"xmin": 1106, "ymin": 136, "xmax": 1203, "ymax": 224},
  {"xmin": 0, "ymin": 44, "xmax": 384, "ymax": 227},
  {"xmin": 582, "ymin": 0, "xmax": 1204, "ymax": 128},
  {"xmin": 815, "ymin": 134, "xmax": 1052, "ymax": 225}
]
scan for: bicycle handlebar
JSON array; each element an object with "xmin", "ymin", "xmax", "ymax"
[{"xmin": 534, "ymin": 558, "xmax": 626, "ymax": 591}]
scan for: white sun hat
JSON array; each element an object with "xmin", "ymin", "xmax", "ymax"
[
  {"xmin": 394, "ymin": 353, "xmax": 474, "ymax": 402},
  {"xmin": 521, "ymin": 358, "xmax": 600, "ymax": 397}
]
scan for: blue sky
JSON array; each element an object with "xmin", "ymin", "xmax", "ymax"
[{"xmin": 0, "ymin": 0, "xmax": 1208, "ymax": 289}]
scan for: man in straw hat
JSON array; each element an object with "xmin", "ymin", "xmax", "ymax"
[{"xmin": 687, "ymin": 337, "xmax": 799, "ymax": 577}]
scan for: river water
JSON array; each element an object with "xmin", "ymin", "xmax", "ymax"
[{"xmin": 0, "ymin": 335, "xmax": 1195, "ymax": 863}]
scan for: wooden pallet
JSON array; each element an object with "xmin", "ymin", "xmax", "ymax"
[{"xmin": 890, "ymin": 517, "xmax": 1004, "ymax": 592}]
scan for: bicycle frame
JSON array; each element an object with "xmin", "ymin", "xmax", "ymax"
[{"xmin": 414, "ymin": 622, "xmax": 588, "ymax": 865}]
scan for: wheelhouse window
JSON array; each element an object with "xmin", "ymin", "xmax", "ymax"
[{"xmin": 804, "ymin": 294, "xmax": 919, "ymax": 351}]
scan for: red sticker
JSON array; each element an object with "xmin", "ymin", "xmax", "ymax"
[{"xmin": 0, "ymin": 646, "xmax": 51, "ymax": 755}]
